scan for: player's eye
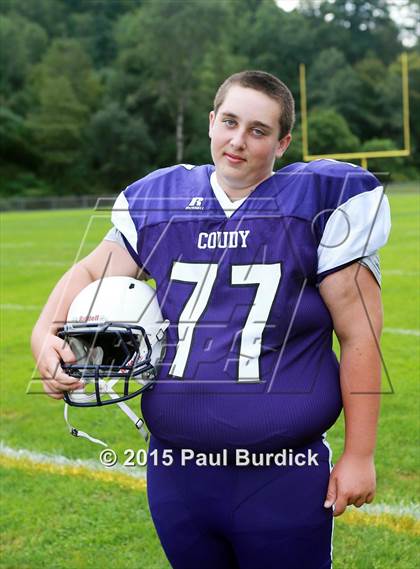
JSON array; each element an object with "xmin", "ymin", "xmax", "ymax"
[
  {"xmin": 222, "ymin": 119, "xmax": 236, "ymax": 127},
  {"xmin": 252, "ymin": 128, "xmax": 265, "ymax": 137}
]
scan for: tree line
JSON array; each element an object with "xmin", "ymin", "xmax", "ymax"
[{"xmin": 0, "ymin": 0, "xmax": 419, "ymax": 197}]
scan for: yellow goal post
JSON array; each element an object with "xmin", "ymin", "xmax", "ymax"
[{"xmin": 299, "ymin": 53, "xmax": 410, "ymax": 170}]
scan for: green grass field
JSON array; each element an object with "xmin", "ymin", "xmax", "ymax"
[{"xmin": 1, "ymin": 186, "xmax": 419, "ymax": 568}]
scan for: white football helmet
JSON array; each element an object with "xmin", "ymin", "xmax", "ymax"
[{"xmin": 57, "ymin": 277, "xmax": 169, "ymax": 446}]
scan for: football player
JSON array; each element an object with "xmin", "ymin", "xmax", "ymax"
[{"xmin": 32, "ymin": 70, "xmax": 390, "ymax": 569}]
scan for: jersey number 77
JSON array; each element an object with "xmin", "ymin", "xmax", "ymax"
[{"xmin": 169, "ymin": 261, "xmax": 282, "ymax": 382}]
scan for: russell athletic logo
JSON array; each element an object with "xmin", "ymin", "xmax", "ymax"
[{"xmin": 185, "ymin": 197, "xmax": 204, "ymax": 210}]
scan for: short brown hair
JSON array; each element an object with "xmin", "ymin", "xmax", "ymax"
[{"xmin": 213, "ymin": 70, "xmax": 295, "ymax": 139}]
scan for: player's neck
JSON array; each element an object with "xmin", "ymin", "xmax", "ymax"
[
  {"xmin": 215, "ymin": 172, "xmax": 272, "ymax": 202},
  {"xmin": 223, "ymin": 186, "xmax": 255, "ymax": 201}
]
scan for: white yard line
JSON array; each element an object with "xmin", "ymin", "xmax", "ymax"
[
  {"xmin": 0, "ymin": 441, "xmax": 146, "ymax": 479},
  {"xmin": 382, "ymin": 270, "xmax": 419, "ymax": 276},
  {"xmin": 361, "ymin": 502, "xmax": 420, "ymax": 519},
  {"xmin": 1, "ymin": 242, "xmax": 35, "ymax": 248},
  {"xmin": 383, "ymin": 327, "xmax": 420, "ymax": 337},
  {"xmin": 1, "ymin": 261, "xmax": 69, "ymax": 267},
  {"xmin": 1, "ymin": 304, "xmax": 41, "ymax": 311}
]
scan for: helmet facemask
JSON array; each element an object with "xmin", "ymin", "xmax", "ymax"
[{"xmin": 58, "ymin": 322, "xmax": 159, "ymax": 407}]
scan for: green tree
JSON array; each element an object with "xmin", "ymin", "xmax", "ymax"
[
  {"xmin": 0, "ymin": 107, "xmax": 36, "ymax": 167},
  {"xmin": 27, "ymin": 39, "xmax": 102, "ymax": 189},
  {"xmin": 367, "ymin": 52, "xmax": 420, "ymax": 174},
  {"xmin": 28, "ymin": 76, "xmax": 88, "ymax": 172},
  {"xmin": 88, "ymin": 102, "xmax": 155, "ymax": 191},
  {"xmin": 30, "ymin": 38, "xmax": 101, "ymax": 110},
  {"xmin": 392, "ymin": 51, "xmax": 420, "ymax": 172},
  {"xmin": 0, "ymin": 14, "xmax": 47, "ymax": 105},
  {"xmin": 308, "ymin": 48, "xmax": 364, "ymax": 137},
  {"xmin": 406, "ymin": 52, "xmax": 420, "ymax": 170},
  {"xmin": 3, "ymin": 0, "xmax": 67, "ymax": 37},
  {"xmin": 361, "ymin": 138, "xmax": 406, "ymax": 178},
  {"xmin": 354, "ymin": 55, "xmax": 394, "ymax": 139},
  {"xmin": 238, "ymin": 0, "xmax": 316, "ymax": 95},
  {"xmin": 307, "ymin": 109, "xmax": 360, "ymax": 154},
  {"xmin": 183, "ymin": 41, "xmax": 249, "ymax": 165},
  {"xmin": 299, "ymin": 0, "xmax": 401, "ymax": 64},
  {"xmin": 63, "ymin": 1, "xmax": 141, "ymax": 67},
  {"xmin": 278, "ymin": 126, "xmax": 304, "ymax": 166},
  {"xmin": 114, "ymin": 0, "xmax": 238, "ymax": 163},
  {"xmin": 1, "ymin": 0, "xmax": 418, "ymax": 197}
]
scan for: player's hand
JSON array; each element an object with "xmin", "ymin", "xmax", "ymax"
[
  {"xmin": 324, "ymin": 453, "xmax": 376, "ymax": 516},
  {"xmin": 33, "ymin": 333, "xmax": 84, "ymax": 399}
]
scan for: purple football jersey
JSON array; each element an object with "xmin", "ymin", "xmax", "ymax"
[{"xmin": 111, "ymin": 160, "xmax": 390, "ymax": 452}]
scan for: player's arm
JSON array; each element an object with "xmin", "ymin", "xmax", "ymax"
[
  {"xmin": 319, "ymin": 262, "xmax": 383, "ymax": 516},
  {"xmin": 31, "ymin": 240, "xmax": 142, "ymax": 399}
]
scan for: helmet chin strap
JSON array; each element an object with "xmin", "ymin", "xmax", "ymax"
[
  {"xmin": 64, "ymin": 338, "xmax": 149, "ymax": 447},
  {"xmin": 64, "ymin": 384, "xmax": 149, "ymax": 447}
]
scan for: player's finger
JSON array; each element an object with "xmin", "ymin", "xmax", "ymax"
[
  {"xmin": 324, "ymin": 475, "xmax": 337, "ymax": 508},
  {"xmin": 45, "ymin": 361, "xmax": 84, "ymax": 390},
  {"xmin": 54, "ymin": 339, "xmax": 77, "ymax": 364},
  {"xmin": 353, "ymin": 496, "xmax": 365, "ymax": 508},
  {"xmin": 44, "ymin": 374, "xmax": 83, "ymax": 393},
  {"xmin": 332, "ymin": 494, "xmax": 348, "ymax": 517},
  {"xmin": 51, "ymin": 376, "xmax": 84, "ymax": 391},
  {"xmin": 365, "ymin": 492, "xmax": 375, "ymax": 504},
  {"xmin": 46, "ymin": 356, "xmax": 75, "ymax": 380},
  {"xmin": 42, "ymin": 382, "xmax": 65, "ymax": 400},
  {"xmin": 41, "ymin": 376, "xmax": 60, "ymax": 391}
]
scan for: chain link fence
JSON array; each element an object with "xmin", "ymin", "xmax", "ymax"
[{"xmin": 0, "ymin": 195, "xmax": 117, "ymax": 212}]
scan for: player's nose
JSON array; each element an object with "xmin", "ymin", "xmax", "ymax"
[{"xmin": 230, "ymin": 130, "xmax": 246, "ymax": 150}]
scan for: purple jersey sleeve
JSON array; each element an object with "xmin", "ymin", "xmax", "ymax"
[
  {"xmin": 110, "ymin": 165, "xmax": 197, "ymax": 272},
  {"xmin": 307, "ymin": 160, "xmax": 391, "ymax": 280}
]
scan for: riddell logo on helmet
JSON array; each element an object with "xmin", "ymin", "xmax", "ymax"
[{"xmin": 78, "ymin": 314, "xmax": 101, "ymax": 322}]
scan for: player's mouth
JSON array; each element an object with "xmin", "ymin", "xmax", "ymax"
[{"xmin": 224, "ymin": 152, "xmax": 246, "ymax": 164}]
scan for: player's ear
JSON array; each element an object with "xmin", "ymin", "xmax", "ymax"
[
  {"xmin": 209, "ymin": 110, "xmax": 215, "ymax": 138},
  {"xmin": 275, "ymin": 133, "xmax": 292, "ymax": 158}
]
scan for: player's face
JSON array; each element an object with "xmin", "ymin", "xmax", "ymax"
[{"xmin": 209, "ymin": 86, "xmax": 291, "ymax": 197}]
